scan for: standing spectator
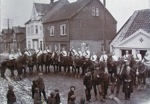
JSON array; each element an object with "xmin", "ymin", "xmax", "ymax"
[
  {"xmin": 32, "ymin": 80, "xmax": 37, "ymax": 99},
  {"xmin": 34, "ymin": 88, "xmax": 41, "ymax": 104},
  {"xmin": 83, "ymin": 72, "xmax": 92, "ymax": 102},
  {"xmin": 54, "ymin": 89, "xmax": 61, "ymax": 104},
  {"xmin": 36, "ymin": 73, "xmax": 47, "ymax": 101},
  {"xmin": 47, "ymin": 92, "xmax": 56, "ymax": 104},
  {"xmin": 6, "ymin": 85, "xmax": 16, "ymax": 104},
  {"xmin": 68, "ymin": 86, "xmax": 76, "ymax": 104}
]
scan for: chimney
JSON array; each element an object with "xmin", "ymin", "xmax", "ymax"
[{"xmin": 50, "ymin": 0, "xmax": 54, "ymax": 4}]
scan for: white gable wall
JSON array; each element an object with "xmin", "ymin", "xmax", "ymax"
[{"xmin": 112, "ymin": 30, "xmax": 150, "ymax": 57}]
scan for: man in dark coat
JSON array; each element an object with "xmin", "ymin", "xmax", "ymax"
[
  {"xmin": 83, "ymin": 72, "xmax": 92, "ymax": 102},
  {"xmin": 47, "ymin": 92, "xmax": 56, "ymax": 104},
  {"xmin": 6, "ymin": 85, "xmax": 16, "ymax": 104},
  {"xmin": 36, "ymin": 73, "xmax": 47, "ymax": 101},
  {"xmin": 54, "ymin": 89, "xmax": 61, "ymax": 104},
  {"xmin": 122, "ymin": 65, "xmax": 133, "ymax": 100}
]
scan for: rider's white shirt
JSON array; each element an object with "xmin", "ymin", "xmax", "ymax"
[
  {"xmin": 36, "ymin": 50, "xmax": 42, "ymax": 56},
  {"xmin": 24, "ymin": 51, "xmax": 32, "ymax": 56},
  {"xmin": 15, "ymin": 52, "xmax": 22, "ymax": 59},
  {"xmin": 134, "ymin": 53, "xmax": 142, "ymax": 61},
  {"xmin": 9, "ymin": 54, "xmax": 15, "ymax": 60},
  {"xmin": 43, "ymin": 50, "xmax": 51, "ymax": 54},
  {"xmin": 142, "ymin": 55, "xmax": 150, "ymax": 64},
  {"xmin": 84, "ymin": 50, "xmax": 90, "ymax": 58},
  {"xmin": 99, "ymin": 54, "xmax": 108, "ymax": 62},
  {"xmin": 61, "ymin": 50, "xmax": 67, "ymax": 56},
  {"xmin": 123, "ymin": 54, "xmax": 130, "ymax": 62},
  {"xmin": 77, "ymin": 51, "xmax": 82, "ymax": 57},
  {"xmin": 90, "ymin": 55, "xmax": 97, "ymax": 61},
  {"xmin": 112, "ymin": 55, "xmax": 118, "ymax": 61}
]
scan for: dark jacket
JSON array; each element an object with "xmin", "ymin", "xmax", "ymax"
[
  {"xmin": 6, "ymin": 89, "xmax": 16, "ymax": 103},
  {"xmin": 36, "ymin": 77, "xmax": 45, "ymax": 92},
  {"xmin": 47, "ymin": 96, "xmax": 55, "ymax": 104},
  {"xmin": 55, "ymin": 93, "xmax": 61, "ymax": 104},
  {"xmin": 83, "ymin": 75, "xmax": 92, "ymax": 89},
  {"xmin": 68, "ymin": 91, "xmax": 75, "ymax": 102}
]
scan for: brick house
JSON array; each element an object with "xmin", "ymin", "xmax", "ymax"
[
  {"xmin": 43, "ymin": 0, "xmax": 117, "ymax": 55},
  {"xmin": 1, "ymin": 27, "xmax": 26, "ymax": 52},
  {"xmin": 25, "ymin": 0, "xmax": 69, "ymax": 51},
  {"xmin": 110, "ymin": 9, "xmax": 150, "ymax": 58}
]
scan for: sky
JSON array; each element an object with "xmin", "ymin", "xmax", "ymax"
[{"xmin": 1, "ymin": 0, "xmax": 150, "ymax": 31}]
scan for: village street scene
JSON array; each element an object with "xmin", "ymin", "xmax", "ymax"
[{"xmin": 0, "ymin": 0, "xmax": 150, "ymax": 104}]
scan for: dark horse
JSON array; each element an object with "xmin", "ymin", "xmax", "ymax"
[{"xmin": 0, "ymin": 55, "xmax": 28, "ymax": 79}]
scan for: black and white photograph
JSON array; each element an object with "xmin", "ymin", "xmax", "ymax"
[{"xmin": 0, "ymin": 0, "xmax": 150, "ymax": 104}]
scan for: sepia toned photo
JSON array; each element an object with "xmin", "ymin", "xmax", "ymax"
[{"xmin": 0, "ymin": 0, "xmax": 150, "ymax": 104}]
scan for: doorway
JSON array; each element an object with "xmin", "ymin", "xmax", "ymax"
[
  {"xmin": 139, "ymin": 50, "xmax": 147, "ymax": 59},
  {"xmin": 121, "ymin": 49, "xmax": 132, "ymax": 56}
]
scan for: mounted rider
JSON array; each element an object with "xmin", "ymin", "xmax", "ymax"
[
  {"xmin": 111, "ymin": 52, "xmax": 118, "ymax": 62},
  {"xmin": 83, "ymin": 47, "xmax": 90, "ymax": 59},
  {"xmin": 90, "ymin": 52, "xmax": 98, "ymax": 69},
  {"xmin": 24, "ymin": 48, "xmax": 32, "ymax": 57},
  {"xmin": 99, "ymin": 51, "xmax": 108, "ymax": 63},
  {"xmin": 15, "ymin": 48, "xmax": 22, "ymax": 59},
  {"xmin": 61, "ymin": 47, "xmax": 67, "ymax": 57},
  {"xmin": 36, "ymin": 48, "xmax": 43, "ymax": 57},
  {"xmin": 9, "ymin": 49, "xmax": 16, "ymax": 68},
  {"xmin": 134, "ymin": 50, "xmax": 142, "ymax": 62},
  {"xmin": 123, "ymin": 50, "xmax": 131, "ymax": 63},
  {"xmin": 142, "ymin": 52, "xmax": 150, "ymax": 65},
  {"xmin": 43, "ymin": 46, "xmax": 51, "ymax": 54},
  {"xmin": 76, "ymin": 48, "xmax": 82, "ymax": 58},
  {"xmin": 68, "ymin": 46, "xmax": 77, "ymax": 57}
]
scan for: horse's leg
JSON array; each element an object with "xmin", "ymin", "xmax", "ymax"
[
  {"xmin": 10, "ymin": 68, "xmax": 15, "ymax": 77},
  {"xmin": 1, "ymin": 66, "xmax": 6, "ymax": 78}
]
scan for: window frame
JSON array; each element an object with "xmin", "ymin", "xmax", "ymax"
[
  {"xmin": 49, "ymin": 26, "xmax": 55, "ymax": 36},
  {"xmin": 95, "ymin": 7, "xmax": 99, "ymax": 16},
  {"xmin": 92, "ymin": 7, "xmax": 96, "ymax": 16},
  {"xmin": 60, "ymin": 24, "xmax": 66, "ymax": 36},
  {"xmin": 35, "ymin": 25, "xmax": 38, "ymax": 34}
]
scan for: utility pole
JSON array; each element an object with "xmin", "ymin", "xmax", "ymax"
[{"xmin": 103, "ymin": 0, "xmax": 106, "ymax": 51}]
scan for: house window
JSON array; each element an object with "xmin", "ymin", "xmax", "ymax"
[
  {"xmin": 60, "ymin": 24, "xmax": 66, "ymax": 35},
  {"xmin": 92, "ymin": 7, "xmax": 99, "ymax": 16},
  {"xmin": 31, "ymin": 25, "xmax": 34, "ymax": 34},
  {"xmin": 92, "ymin": 7, "xmax": 95, "ymax": 16},
  {"xmin": 28, "ymin": 41, "xmax": 31, "ymax": 49},
  {"xmin": 96, "ymin": 8, "xmax": 99, "ymax": 16},
  {"xmin": 35, "ymin": 25, "xmax": 38, "ymax": 34},
  {"xmin": 49, "ymin": 26, "xmax": 55, "ymax": 36},
  {"xmin": 27, "ymin": 27, "xmax": 30, "ymax": 35}
]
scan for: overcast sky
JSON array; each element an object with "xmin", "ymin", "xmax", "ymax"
[{"xmin": 1, "ymin": 0, "xmax": 150, "ymax": 31}]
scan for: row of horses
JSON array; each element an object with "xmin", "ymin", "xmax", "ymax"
[{"xmin": 0, "ymin": 52, "xmax": 148, "ymax": 91}]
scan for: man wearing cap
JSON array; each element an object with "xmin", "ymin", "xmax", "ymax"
[
  {"xmin": 99, "ymin": 51, "xmax": 108, "ymax": 62},
  {"xmin": 9, "ymin": 49, "xmax": 16, "ymax": 73},
  {"xmin": 134, "ymin": 50, "xmax": 142, "ymax": 62},
  {"xmin": 83, "ymin": 72, "xmax": 92, "ymax": 102},
  {"xmin": 90, "ymin": 52, "xmax": 98, "ymax": 69},
  {"xmin": 36, "ymin": 73, "xmax": 47, "ymax": 101},
  {"xmin": 68, "ymin": 46, "xmax": 77, "ymax": 57}
]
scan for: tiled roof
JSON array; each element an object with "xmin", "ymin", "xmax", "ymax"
[
  {"xmin": 12, "ymin": 27, "xmax": 26, "ymax": 34},
  {"xmin": 34, "ymin": 1, "xmax": 59, "ymax": 15},
  {"xmin": 124, "ymin": 9, "xmax": 150, "ymax": 39},
  {"xmin": 43, "ymin": 0, "xmax": 91, "ymax": 23}
]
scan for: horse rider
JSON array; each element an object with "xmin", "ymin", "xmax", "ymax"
[
  {"xmin": 99, "ymin": 51, "xmax": 108, "ymax": 63},
  {"xmin": 134, "ymin": 50, "xmax": 142, "ymax": 62},
  {"xmin": 123, "ymin": 50, "xmax": 131, "ymax": 63},
  {"xmin": 112, "ymin": 52, "xmax": 118, "ymax": 62},
  {"xmin": 43, "ymin": 47, "xmax": 51, "ymax": 54},
  {"xmin": 83, "ymin": 47, "xmax": 90, "ymax": 59},
  {"xmin": 68, "ymin": 46, "xmax": 77, "ymax": 57},
  {"xmin": 24, "ymin": 48, "xmax": 32, "ymax": 57},
  {"xmin": 61, "ymin": 47, "xmax": 67, "ymax": 57},
  {"xmin": 15, "ymin": 49, "xmax": 22, "ymax": 59},
  {"xmin": 76, "ymin": 48, "xmax": 83, "ymax": 58},
  {"xmin": 36, "ymin": 48, "xmax": 43, "ymax": 57},
  {"xmin": 90, "ymin": 52, "xmax": 98, "ymax": 69},
  {"xmin": 142, "ymin": 52, "xmax": 150, "ymax": 64},
  {"xmin": 9, "ymin": 49, "xmax": 16, "ymax": 68}
]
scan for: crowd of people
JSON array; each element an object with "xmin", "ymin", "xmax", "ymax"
[{"xmin": 4, "ymin": 46, "xmax": 150, "ymax": 104}]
